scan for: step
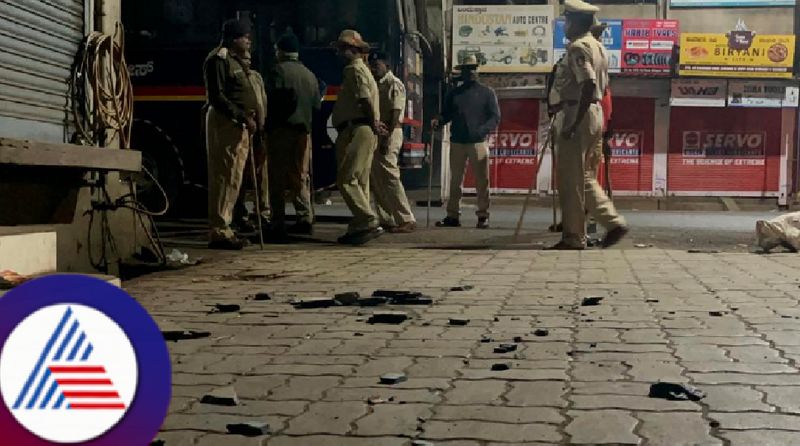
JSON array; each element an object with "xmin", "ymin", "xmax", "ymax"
[{"xmin": 0, "ymin": 228, "xmax": 57, "ymax": 276}]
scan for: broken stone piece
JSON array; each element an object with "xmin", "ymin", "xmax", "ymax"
[
  {"xmin": 293, "ymin": 298, "xmax": 336, "ymax": 309},
  {"xmin": 374, "ymin": 290, "xmax": 422, "ymax": 299},
  {"xmin": 391, "ymin": 296, "xmax": 434, "ymax": 306},
  {"xmin": 494, "ymin": 343, "xmax": 518, "ymax": 354},
  {"xmin": 412, "ymin": 440, "xmax": 435, "ymax": 446},
  {"xmin": 708, "ymin": 311, "xmax": 724, "ymax": 317},
  {"xmin": 688, "ymin": 249, "xmax": 720, "ymax": 254},
  {"xmin": 480, "ymin": 335, "xmax": 493, "ymax": 343},
  {"xmin": 201, "ymin": 386, "xmax": 240, "ymax": 406},
  {"xmin": 450, "ymin": 285, "xmax": 474, "ymax": 292},
  {"xmin": 358, "ymin": 296, "xmax": 389, "ymax": 307},
  {"xmin": 491, "ymin": 362, "xmax": 511, "ymax": 371},
  {"xmin": 226, "ymin": 421, "xmax": 270, "ymax": 437},
  {"xmin": 368, "ymin": 311, "xmax": 408, "ymax": 324},
  {"xmin": 449, "ymin": 318, "xmax": 470, "ymax": 326},
  {"xmin": 254, "ymin": 292, "xmax": 272, "ymax": 301},
  {"xmin": 367, "ymin": 396, "xmax": 386, "ymax": 405},
  {"xmin": 513, "ymin": 336, "xmax": 524, "ymax": 343},
  {"xmin": 533, "ymin": 329, "xmax": 549, "ymax": 337},
  {"xmin": 581, "ymin": 297, "xmax": 604, "ymax": 306},
  {"xmin": 214, "ymin": 303, "xmax": 241, "ymax": 313},
  {"xmin": 646, "ymin": 299, "xmax": 659, "ymax": 303},
  {"xmin": 334, "ymin": 292, "xmax": 360, "ymax": 306},
  {"xmin": 160, "ymin": 320, "xmax": 211, "ymax": 342},
  {"xmin": 648, "ymin": 382, "xmax": 706, "ymax": 401},
  {"xmin": 380, "ymin": 373, "xmax": 408, "ymax": 385}
]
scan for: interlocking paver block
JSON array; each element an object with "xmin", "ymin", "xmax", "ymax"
[{"xmin": 566, "ymin": 410, "xmax": 640, "ymax": 445}]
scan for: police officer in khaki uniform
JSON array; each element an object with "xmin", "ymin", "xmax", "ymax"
[
  {"xmin": 203, "ymin": 19, "xmax": 259, "ymax": 250},
  {"xmin": 549, "ymin": 0, "xmax": 628, "ymax": 250},
  {"xmin": 331, "ymin": 30, "xmax": 385, "ymax": 245},
  {"xmin": 368, "ymin": 51, "xmax": 417, "ymax": 234},
  {"xmin": 233, "ymin": 50, "xmax": 270, "ymax": 233}
]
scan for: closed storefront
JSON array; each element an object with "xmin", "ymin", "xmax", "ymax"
[
  {"xmin": 605, "ymin": 97, "xmax": 656, "ymax": 194},
  {"xmin": 0, "ymin": 0, "xmax": 86, "ymax": 143}
]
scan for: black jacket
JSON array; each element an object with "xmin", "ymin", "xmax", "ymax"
[{"xmin": 441, "ymin": 80, "xmax": 501, "ymax": 144}]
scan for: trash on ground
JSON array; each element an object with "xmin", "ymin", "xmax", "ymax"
[
  {"xmin": 533, "ymin": 329, "xmax": 549, "ymax": 337},
  {"xmin": 450, "ymin": 285, "xmax": 474, "ymax": 292},
  {"xmin": 648, "ymin": 382, "xmax": 706, "ymax": 401},
  {"xmin": 581, "ymin": 297, "xmax": 604, "ymax": 306},
  {"xmin": 491, "ymin": 362, "xmax": 512, "ymax": 371},
  {"xmin": 449, "ymin": 317, "xmax": 470, "ymax": 326},
  {"xmin": 334, "ymin": 292, "xmax": 360, "ymax": 306},
  {"xmin": 367, "ymin": 396, "xmax": 390, "ymax": 405},
  {"xmin": 379, "ymin": 373, "xmax": 408, "ymax": 385},
  {"xmin": 757, "ymin": 212, "xmax": 800, "ymax": 253},
  {"xmin": 293, "ymin": 298, "xmax": 336, "ymax": 309},
  {"xmin": 635, "ymin": 244, "xmax": 652, "ymax": 248},
  {"xmin": 166, "ymin": 248, "xmax": 198, "ymax": 265},
  {"xmin": 226, "ymin": 421, "xmax": 271, "ymax": 436},
  {"xmin": 368, "ymin": 311, "xmax": 409, "ymax": 324},
  {"xmin": 201, "ymin": 386, "xmax": 240, "ymax": 406}
]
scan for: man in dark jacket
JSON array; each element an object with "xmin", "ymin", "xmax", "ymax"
[
  {"xmin": 202, "ymin": 18, "xmax": 258, "ymax": 250},
  {"xmin": 266, "ymin": 32, "xmax": 321, "ymax": 240},
  {"xmin": 432, "ymin": 54, "xmax": 500, "ymax": 229}
]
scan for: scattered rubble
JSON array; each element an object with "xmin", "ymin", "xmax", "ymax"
[
  {"xmin": 449, "ymin": 318, "xmax": 470, "ymax": 326},
  {"xmin": 213, "ymin": 303, "xmax": 241, "ymax": 313},
  {"xmin": 160, "ymin": 320, "xmax": 211, "ymax": 342},
  {"xmin": 226, "ymin": 421, "xmax": 271, "ymax": 436},
  {"xmin": 513, "ymin": 336, "xmax": 524, "ymax": 343},
  {"xmin": 494, "ymin": 343, "xmax": 518, "ymax": 354},
  {"xmin": 368, "ymin": 311, "xmax": 409, "ymax": 324},
  {"xmin": 450, "ymin": 285, "xmax": 474, "ymax": 292},
  {"xmin": 480, "ymin": 335, "xmax": 493, "ymax": 343},
  {"xmin": 254, "ymin": 292, "xmax": 272, "ymax": 301},
  {"xmin": 358, "ymin": 296, "xmax": 389, "ymax": 307},
  {"xmin": 581, "ymin": 297, "xmax": 604, "ymax": 307},
  {"xmin": 293, "ymin": 298, "xmax": 336, "ymax": 309},
  {"xmin": 412, "ymin": 440, "xmax": 434, "ymax": 446},
  {"xmin": 709, "ymin": 311, "xmax": 724, "ymax": 317},
  {"xmin": 649, "ymin": 382, "xmax": 706, "ymax": 401},
  {"xmin": 380, "ymin": 373, "xmax": 408, "ymax": 385},
  {"xmin": 491, "ymin": 362, "xmax": 511, "ymax": 371},
  {"xmin": 688, "ymin": 249, "xmax": 719, "ymax": 254},
  {"xmin": 533, "ymin": 329, "xmax": 549, "ymax": 337},
  {"xmin": 334, "ymin": 292, "xmax": 360, "ymax": 306},
  {"xmin": 201, "ymin": 386, "xmax": 240, "ymax": 406}
]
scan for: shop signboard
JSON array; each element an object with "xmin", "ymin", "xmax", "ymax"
[
  {"xmin": 554, "ymin": 18, "xmax": 622, "ymax": 73},
  {"xmin": 727, "ymin": 80, "xmax": 800, "ymax": 108},
  {"xmin": 671, "ymin": 0, "xmax": 793, "ymax": 7},
  {"xmin": 679, "ymin": 29, "xmax": 795, "ymax": 78},
  {"xmin": 620, "ymin": 19, "xmax": 680, "ymax": 75},
  {"xmin": 452, "ymin": 5, "xmax": 555, "ymax": 73},
  {"xmin": 670, "ymin": 79, "xmax": 727, "ymax": 107}
]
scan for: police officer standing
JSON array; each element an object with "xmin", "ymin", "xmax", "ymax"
[
  {"xmin": 549, "ymin": 0, "xmax": 628, "ymax": 250},
  {"xmin": 203, "ymin": 19, "xmax": 259, "ymax": 250},
  {"xmin": 266, "ymin": 33, "xmax": 321, "ymax": 241},
  {"xmin": 368, "ymin": 51, "xmax": 417, "ymax": 234},
  {"xmin": 331, "ymin": 30, "xmax": 385, "ymax": 245}
]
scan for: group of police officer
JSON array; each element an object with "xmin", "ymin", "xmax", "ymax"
[{"xmin": 202, "ymin": 0, "xmax": 629, "ymax": 250}]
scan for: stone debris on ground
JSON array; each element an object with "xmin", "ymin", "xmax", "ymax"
[
  {"xmin": 159, "ymin": 320, "xmax": 210, "ymax": 341},
  {"xmin": 533, "ymin": 329, "xmax": 549, "ymax": 337},
  {"xmin": 480, "ymin": 335, "xmax": 493, "ymax": 343},
  {"xmin": 333, "ymin": 291, "xmax": 360, "ymax": 306},
  {"xmin": 212, "ymin": 303, "xmax": 241, "ymax": 313},
  {"xmin": 513, "ymin": 336, "xmax": 524, "ymax": 343},
  {"xmin": 411, "ymin": 440, "xmax": 435, "ymax": 446},
  {"xmin": 494, "ymin": 343, "xmax": 518, "ymax": 353},
  {"xmin": 449, "ymin": 285, "xmax": 474, "ymax": 291},
  {"xmin": 379, "ymin": 373, "xmax": 408, "ymax": 385},
  {"xmin": 200, "ymin": 386, "xmax": 240, "ymax": 406},
  {"xmin": 649, "ymin": 382, "xmax": 706, "ymax": 401},
  {"xmin": 225, "ymin": 421, "xmax": 270, "ymax": 437},
  {"xmin": 491, "ymin": 362, "xmax": 512, "ymax": 371},
  {"xmin": 292, "ymin": 297, "xmax": 336, "ymax": 309},
  {"xmin": 368, "ymin": 311, "xmax": 409, "ymax": 324},
  {"xmin": 357, "ymin": 296, "xmax": 388, "ymax": 306},
  {"xmin": 253, "ymin": 292, "xmax": 272, "ymax": 301},
  {"xmin": 581, "ymin": 296, "xmax": 604, "ymax": 306},
  {"xmin": 449, "ymin": 317, "xmax": 470, "ymax": 326}
]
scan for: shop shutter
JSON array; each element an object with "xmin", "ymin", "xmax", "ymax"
[{"xmin": 0, "ymin": 0, "xmax": 84, "ymax": 143}]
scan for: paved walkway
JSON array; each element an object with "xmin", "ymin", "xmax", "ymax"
[{"xmin": 127, "ymin": 247, "xmax": 800, "ymax": 445}]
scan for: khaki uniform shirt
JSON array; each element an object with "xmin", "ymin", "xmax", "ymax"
[
  {"xmin": 332, "ymin": 57, "xmax": 380, "ymax": 127},
  {"xmin": 377, "ymin": 70, "xmax": 406, "ymax": 126},
  {"xmin": 554, "ymin": 32, "xmax": 608, "ymax": 128}
]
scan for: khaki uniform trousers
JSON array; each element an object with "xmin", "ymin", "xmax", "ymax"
[
  {"xmin": 234, "ymin": 131, "xmax": 270, "ymax": 222},
  {"xmin": 371, "ymin": 129, "xmax": 416, "ymax": 227},
  {"xmin": 556, "ymin": 104, "xmax": 625, "ymax": 247},
  {"xmin": 336, "ymin": 124, "xmax": 378, "ymax": 234},
  {"xmin": 206, "ymin": 106, "xmax": 250, "ymax": 241},
  {"xmin": 268, "ymin": 126, "xmax": 314, "ymax": 227},
  {"xmin": 447, "ymin": 142, "xmax": 491, "ymax": 219}
]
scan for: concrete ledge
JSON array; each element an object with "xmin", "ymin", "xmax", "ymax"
[{"xmin": 0, "ymin": 137, "xmax": 141, "ymax": 172}]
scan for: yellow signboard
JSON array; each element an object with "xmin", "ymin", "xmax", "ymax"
[{"xmin": 679, "ymin": 33, "xmax": 795, "ymax": 78}]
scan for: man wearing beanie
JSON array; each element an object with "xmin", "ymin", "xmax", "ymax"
[
  {"xmin": 202, "ymin": 18, "xmax": 259, "ymax": 250},
  {"xmin": 265, "ymin": 32, "xmax": 321, "ymax": 241}
]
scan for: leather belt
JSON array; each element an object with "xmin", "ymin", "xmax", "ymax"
[{"xmin": 335, "ymin": 118, "xmax": 371, "ymax": 133}]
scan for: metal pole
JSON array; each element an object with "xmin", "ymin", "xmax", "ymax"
[
  {"xmin": 249, "ymin": 135, "xmax": 265, "ymax": 250},
  {"xmin": 514, "ymin": 116, "xmax": 554, "ymax": 241}
]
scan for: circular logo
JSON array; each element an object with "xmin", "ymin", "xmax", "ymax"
[
  {"xmin": 0, "ymin": 275, "xmax": 171, "ymax": 445},
  {"xmin": 768, "ymin": 43, "xmax": 788, "ymax": 63}
]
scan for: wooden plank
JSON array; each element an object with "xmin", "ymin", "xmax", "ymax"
[{"xmin": 0, "ymin": 138, "xmax": 141, "ymax": 172}]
